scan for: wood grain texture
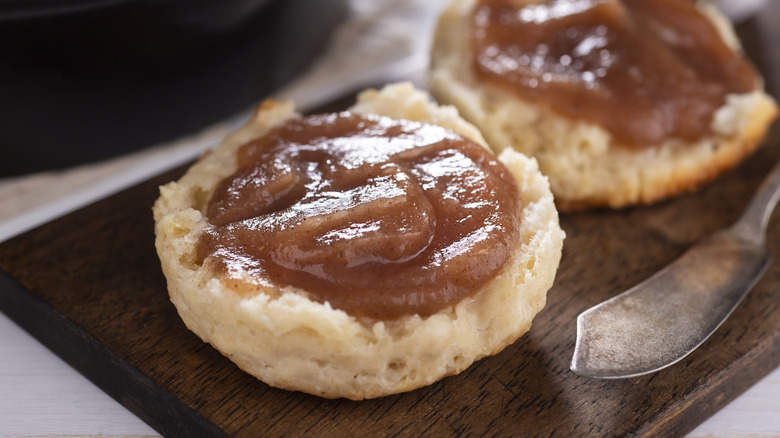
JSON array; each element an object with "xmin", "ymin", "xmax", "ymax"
[{"xmin": 2, "ymin": 10, "xmax": 780, "ymax": 438}]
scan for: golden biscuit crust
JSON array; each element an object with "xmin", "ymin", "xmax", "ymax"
[{"xmin": 153, "ymin": 83, "xmax": 564, "ymax": 400}]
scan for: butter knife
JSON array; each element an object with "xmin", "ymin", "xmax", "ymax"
[{"xmin": 571, "ymin": 160, "xmax": 780, "ymax": 378}]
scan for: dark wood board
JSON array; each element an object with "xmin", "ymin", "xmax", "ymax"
[{"xmin": 2, "ymin": 7, "xmax": 780, "ymax": 438}]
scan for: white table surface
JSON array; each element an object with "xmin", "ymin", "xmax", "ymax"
[{"xmin": 1, "ymin": 0, "xmax": 779, "ymax": 436}]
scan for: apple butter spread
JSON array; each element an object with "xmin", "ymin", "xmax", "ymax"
[
  {"xmin": 471, "ymin": 0, "xmax": 759, "ymax": 147},
  {"xmin": 198, "ymin": 112, "xmax": 522, "ymax": 320}
]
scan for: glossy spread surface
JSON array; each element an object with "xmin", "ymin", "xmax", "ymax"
[
  {"xmin": 198, "ymin": 112, "xmax": 522, "ymax": 320},
  {"xmin": 471, "ymin": 0, "xmax": 758, "ymax": 147}
]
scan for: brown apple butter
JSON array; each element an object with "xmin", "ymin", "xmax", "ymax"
[
  {"xmin": 198, "ymin": 112, "xmax": 522, "ymax": 320},
  {"xmin": 471, "ymin": 0, "xmax": 758, "ymax": 147}
]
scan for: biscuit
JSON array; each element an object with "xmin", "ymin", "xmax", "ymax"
[
  {"xmin": 429, "ymin": 0, "xmax": 777, "ymax": 210},
  {"xmin": 153, "ymin": 82, "xmax": 564, "ymax": 400}
]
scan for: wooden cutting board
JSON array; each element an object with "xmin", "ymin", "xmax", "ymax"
[{"xmin": 2, "ymin": 11, "xmax": 780, "ymax": 438}]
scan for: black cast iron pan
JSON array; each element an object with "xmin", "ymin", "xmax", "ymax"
[{"xmin": 0, "ymin": 0, "xmax": 348, "ymax": 175}]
